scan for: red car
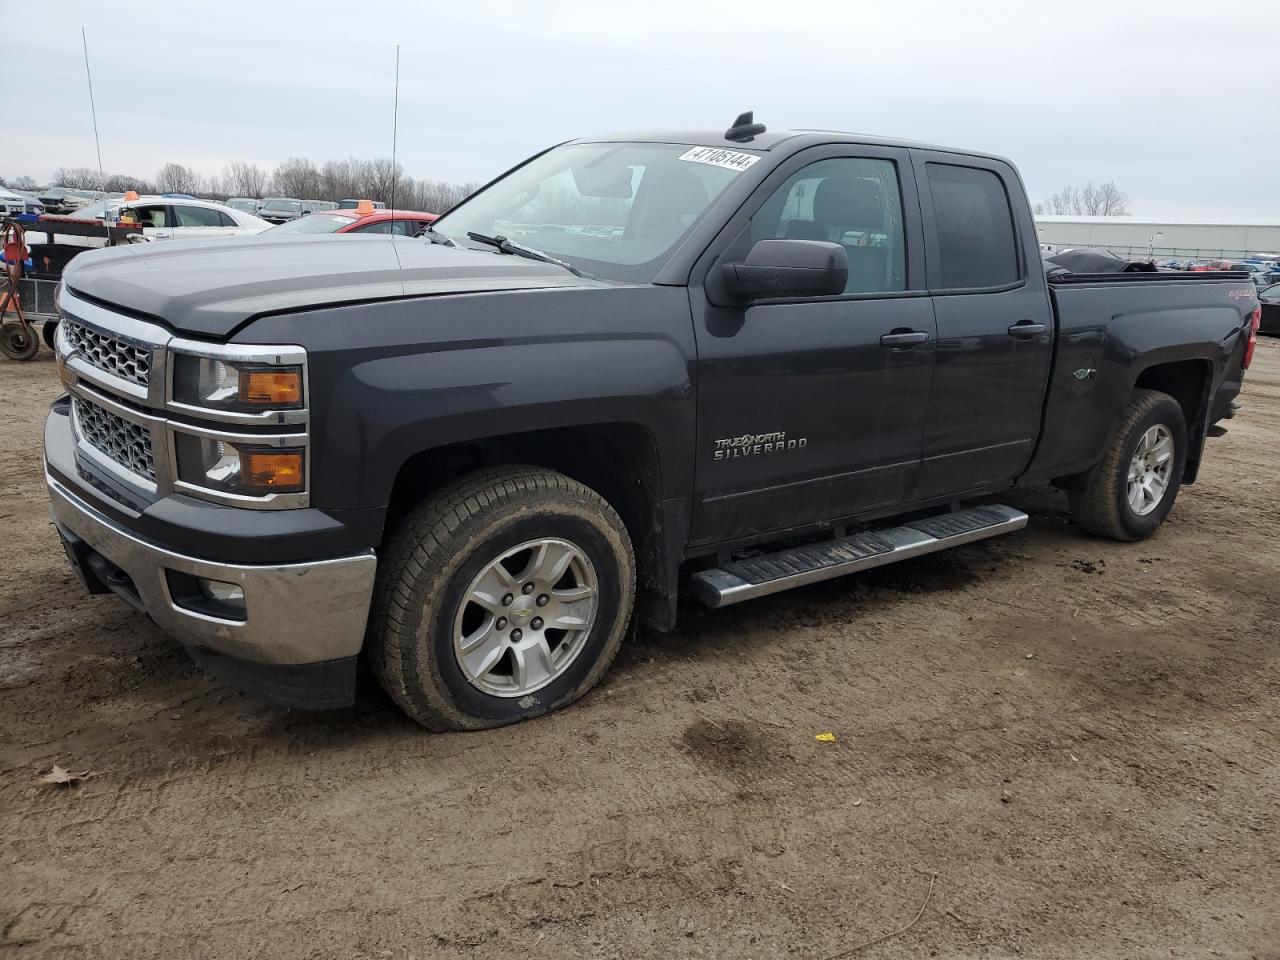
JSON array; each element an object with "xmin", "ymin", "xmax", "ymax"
[{"xmin": 263, "ymin": 204, "xmax": 437, "ymax": 238}]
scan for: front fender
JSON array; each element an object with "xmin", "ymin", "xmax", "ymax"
[{"xmin": 239, "ymin": 285, "xmax": 697, "ymax": 511}]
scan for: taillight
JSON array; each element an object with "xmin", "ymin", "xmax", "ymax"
[{"xmin": 1243, "ymin": 305, "xmax": 1261, "ymax": 369}]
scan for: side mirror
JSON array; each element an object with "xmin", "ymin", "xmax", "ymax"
[{"xmin": 721, "ymin": 239, "xmax": 848, "ymax": 300}]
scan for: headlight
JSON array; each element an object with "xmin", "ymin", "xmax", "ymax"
[
  {"xmin": 172, "ymin": 355, "xmax": 304, "ymax": 412},
  {"xmin": 174, "ymin": 434, "xmax": 305, "ymax": 496}
]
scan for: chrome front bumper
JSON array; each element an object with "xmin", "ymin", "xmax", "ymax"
[{"xmin": 47, "ymin": 471, "xmax": 377, "ymax": 667}]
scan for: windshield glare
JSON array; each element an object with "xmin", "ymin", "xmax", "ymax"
[
  {"xmin": 262, "ymin": 199, "xmax": 301, "ymax": 212},
  {"xmin": 430, "ymin": 143, "xmax": 749, "ymax": 281},
  {"xmin": 265, "ymin": 214, "xmax": 354, "ymax": 235}
]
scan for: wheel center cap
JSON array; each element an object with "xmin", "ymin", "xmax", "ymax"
[{"xmin": 510, "ymin": 596, "xmax": 536, "ymax": 621}]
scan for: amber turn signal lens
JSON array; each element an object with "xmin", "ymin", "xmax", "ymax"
[
  {"xmin": 241, "ymin": 450, "xmax": 305, "ymax": 491},
  {"xmin": 238, "ymin": 369, "xmax": 302, "ymax": 406}
]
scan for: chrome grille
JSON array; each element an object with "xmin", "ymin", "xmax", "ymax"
[
  {"xmin": 63, "ymin": 317, "xmax": 152, "ymax": 387},
  {"xmin": 73, "ymin": 397, "xmax": 156, "ymax": 481}
]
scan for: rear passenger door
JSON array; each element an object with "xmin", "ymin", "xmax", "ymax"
[
  {"xmin": 171, "ymin": 204, "xmax": 239, "ymax": 239},
  {"xmin": 909, "ymin": 152, "xmax": 1053, "ymax": 501}
]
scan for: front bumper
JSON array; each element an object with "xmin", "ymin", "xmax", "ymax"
[{"xmin": 47, "ymin": 471, "xmax": 377, "ymax": 708}]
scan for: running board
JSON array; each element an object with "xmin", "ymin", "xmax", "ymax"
[{"xmin": 689, "ymin": 504, "xmax": 1028, "ymax": 608}]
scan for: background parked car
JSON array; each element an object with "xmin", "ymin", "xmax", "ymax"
[
  {"xmin": 224, "ymin": 197, "xmax": 262, "ymax": 214},
  {"xmin": 0, "ymin": 187, "xmax": 31, "ymax": 218},
  {"xmin": 1259, "ymin": 283, "xmax": 1280, "ymax": 335},
  {"xmin": 33, "ymin": 189, "xmax": 91, "ymax": 214},
  {"xmin": 260, "ymin": 206, "xmax": 437, "ymax": 237},
  {"xmin": 1227, "ymin": 261, "xmax": 1275, "ymax": 285},
  {"xmin": 37, "ymin": 196, "xmax": 270, "ymax": 247},
  {"xmin": 258, "ymin": 197, "xmax": 306, "ymax": 223}
]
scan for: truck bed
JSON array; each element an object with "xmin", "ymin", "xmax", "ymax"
[{"xmin": 1025, "ymin": 273, "xmax": 1255, "ymax": 482}]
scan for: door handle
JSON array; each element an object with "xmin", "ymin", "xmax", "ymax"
[
  {"xmin": 880, "ymin": 330, "xmax": 929, "ymax": 348},
  {"xmin": 1008, "ymin": 320, "xmax": 1046, "ymax": 339}
]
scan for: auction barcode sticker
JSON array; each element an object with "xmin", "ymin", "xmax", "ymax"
[{"xmin": 677, "ymin": 146, "xmax": 761, "ymax": 172}]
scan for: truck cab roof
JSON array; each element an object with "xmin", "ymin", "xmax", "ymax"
[{"xmin": 573, "ymin": 126, "xmax": 1011, "ymax": 166}]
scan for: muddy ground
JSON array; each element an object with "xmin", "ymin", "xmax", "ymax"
[{"xmin": 2, "ymin": 340, "xmax": 1278, "ymax": 960}]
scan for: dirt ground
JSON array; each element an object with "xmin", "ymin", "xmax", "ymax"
[{"xmin": 1, "ymin": 340, "xmax": 1277, "ymax": 960}]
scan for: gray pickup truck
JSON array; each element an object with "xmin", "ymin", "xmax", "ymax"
[{"xmin": 44, "ymin": 115, "xmax": 1261, "ymax": 729}]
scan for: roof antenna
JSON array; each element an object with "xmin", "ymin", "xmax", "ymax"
[
  {"xmin": 725, "ymin": 111, "xmax": 766, "ymax": 143},
  {"xmin": 390, "ymin": 43, "xmax": 400, "ymax": 214},
  {"xmin": 81, "ymin": 27, "xmax": 108, "ymax": 237},
  {"xmin": 388, "ymin": 43, "xmax": 403, "ymax": 268}
]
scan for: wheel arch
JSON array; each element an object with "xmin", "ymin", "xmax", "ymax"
[
  {"xmin": 382, "ymin": 421, "xmax": 680, "ymax": 632},
  {"xmin": 1132, "ymin": 356, "xmax": 1214, "ymax": 482}
]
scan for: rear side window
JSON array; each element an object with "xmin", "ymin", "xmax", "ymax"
[
  {"xmin": 174, "ymin": 205, "xmax": 225, "ymax": 228},
  {"xmin": 926, "ymin": 163, "xmax": 1019, "ymax": 289}
]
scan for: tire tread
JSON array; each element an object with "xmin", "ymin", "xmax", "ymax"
[
  {"xmin": 1068, "ymin": 388, "xmax": 1185, "ymax": 542},
  {"xmin": 367, "ymin": 465, "xmax": 635, "ymax": 730}
]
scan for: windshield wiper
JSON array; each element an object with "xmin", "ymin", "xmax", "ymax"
[
  {"xmin": 422, "ymin": 226, "xmax": 457, "ymax": 246},
  {"xmin": 465, "ymin": 232, "xmax": 594, "ymax": 280}
]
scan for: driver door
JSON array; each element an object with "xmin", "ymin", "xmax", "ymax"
[{"xmin": 688, "ymin": 146, "xmax": 935, "ymax": 546}]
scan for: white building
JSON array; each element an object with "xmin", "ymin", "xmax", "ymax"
[{"xmin": 1034, "ymin": 216, "xmax": 1280, "ymax": 261}]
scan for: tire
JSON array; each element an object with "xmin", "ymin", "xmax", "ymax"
[
  {"xmin": 1, "ymin": 321, "xmax": 40, "ymax": 361},
  {"xmin": 42, "ymin": 320, "xmax": 57, "ymax": 351},
  {"xmin": 368, "ymin": 466, "xmax": 636, "ymax": 731},
  {"xmin": 1068, "ymin": 389, "xmax": 1188, "ymax": 542}
]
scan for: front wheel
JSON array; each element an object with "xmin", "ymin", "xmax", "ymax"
[
  {"xmin": 1068, "ymin": 388, "xmax": 1188, "ymax": 542},
  {"xmin": 368, "ymin": 466, "xmax": 636, "ymax": 731}
]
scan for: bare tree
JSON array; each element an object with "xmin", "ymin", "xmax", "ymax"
[
  {"xmin": 271, "ymin": 157, "xmax": 321, "ymax": 198},
  {"xmin": 8, "ymin": 175, "xmax": 38, "ymax": 190},
  {"xmin": 53, "ymin": 167, "xmax": 104, "ymax": 190},
  {"xmin": 49, "ymin": 155, "xmax": 475, "ymax": 210},
  {"xmin": 410, "ymin": 179, "xmax": 479, "ymax": 215},
  {"xmin": 1083, "ymin": 181, "xmax": 1128, "ymax": 216},
  {"xmin": 224, "ymin": 161, "xmax": 269, "ymax": 198},
  {"xmin": 154, "ymin": 162, "xmax": 203, "ymax": 195},
  {"xmin": 103, "ymin": 173, "xmax": 151, "ymax": 194},
  {"xmin": 1040, "ymin": 181, "xmax": 1129, "ymax": 217},
  {"xmin": 320, "ymin": 158, "xmax": 358, "ymax": 200}
]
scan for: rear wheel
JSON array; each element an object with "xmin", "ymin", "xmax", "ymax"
[
  {"xmin": 368, "ymin": 466, "xmax": 636, "ymax": 730},
  {"xmin": 1068, "ymin": 389, "xmax": 1187, "ymax": 542}
]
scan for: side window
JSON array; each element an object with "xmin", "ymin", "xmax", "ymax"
[
  {"xmin": 174, "ymin": 205, "xmax": 225, "ymax": 228},
  {"xmin": 389, "ymin": 220, "xmax": 427, "ymax": 236},
  {"xmin": 353, "ymin": 221, "xmax": 394, "ymax": 235},
  {"xmin": 129, "ymin": 205, "xmax": 169, "ymax": 228},
  {"xmin": 218, "ymin": 210, "xmax": 237, "ymax": 227},
  {"xmin": 750, "ymin": 157, "xmax": 906, "ymax": 295},
  {"xmin": 925, "ymin": 163, "xmax": 1020, "ymax": 289}
]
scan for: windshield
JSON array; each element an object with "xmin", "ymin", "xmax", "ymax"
[
  {"xmin": 261, "ymin": 199, "xmax": 302, "ymax": 213},
  {"xmin": 430, "ymin": 142, "xmax": 751, "ymax": 282},
  {"xmin": 264, "ymin": 214, "xmax": 354, "ymax": 235},
  {"xmin": 73, "ymin": 200, "xmax": 125, "ymax": 220}
]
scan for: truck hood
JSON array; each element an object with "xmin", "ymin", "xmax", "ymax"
[{"xmin": 62, "ymin": 234, "xmax": 604, "ymax": 338}]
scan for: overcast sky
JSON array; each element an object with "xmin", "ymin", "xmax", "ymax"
[{"xmin": 4, "ymin": 0, "xmax": 1272, "ymax": 219}]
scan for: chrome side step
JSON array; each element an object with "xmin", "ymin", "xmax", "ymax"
[{"xmin": 689, "ymin": 504, "xmax": 1028, "ymax": 608}]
